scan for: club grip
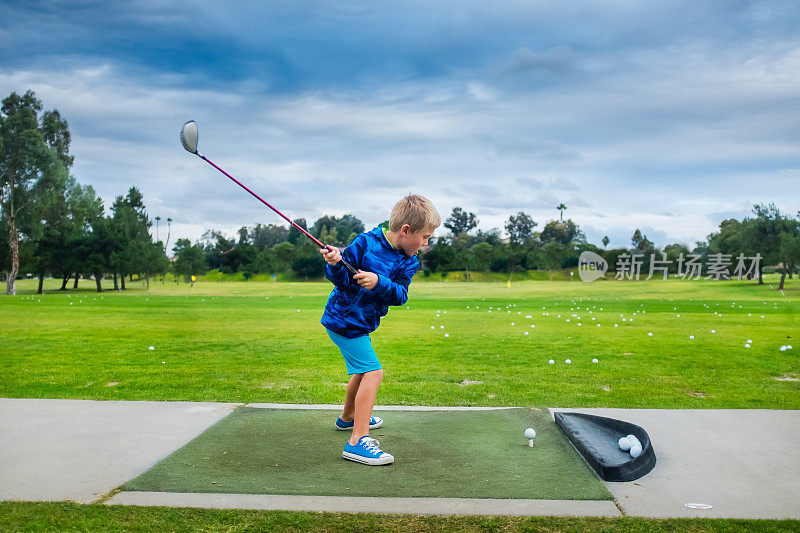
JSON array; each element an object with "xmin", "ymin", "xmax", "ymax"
[{"xmin": 340, "ymin": 258, "xmax": 359, "ymax": 276}]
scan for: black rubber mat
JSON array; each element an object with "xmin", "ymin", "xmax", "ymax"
[{"xmin": 554, "ymin": 412, "xmax": 656, "ymax": 482}]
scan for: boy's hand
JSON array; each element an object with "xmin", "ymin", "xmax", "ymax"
[
  {"xmin": 354, "ymin": 269, "xmax": 378, "ymax": 290},
  {"xmin": 319, "ymin": 246, "xmax": 342, "ymax": 265}
]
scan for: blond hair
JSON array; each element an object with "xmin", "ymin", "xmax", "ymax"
[{"xmin": 389, "ymin": 194, "xmax": 440, "ymax": 233}]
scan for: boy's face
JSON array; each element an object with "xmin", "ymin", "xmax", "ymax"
[{"xmin": 397, "ymin": 225, "xmax": 434, "ymax": 257}]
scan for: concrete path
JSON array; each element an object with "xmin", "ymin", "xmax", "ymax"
[{"xmin": 1, "ymin": 399, "xmax": 798, "ymax": 519}]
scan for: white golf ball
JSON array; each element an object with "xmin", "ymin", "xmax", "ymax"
[
  {"xmin": 149, "ymin": 346, "xmax": 155, "ymax": 351},
  {"xmin": 444, "ymin": 333, "xmax": 450, "ymax": 338},
  {"xmin": 747, "ymin": 339, "xmax": 753, "ymax": 343},
  {"xmin": 548, "ymin": 359, "xmax": 555, "ymax": 365},
  {"xmin": 524, "ymin": 331, "xmax": 529, "ymax": 335},
  {"xmin": 780, "ymin": 346, "xmax": 787, "ymax": 351},
  {"xmin": 431, "ymin": 326, "xmax": 435, "ymax": 329},
  {"xmin": 618, "ymin": 437, "xmax": 631, "ymax": 451},
  {"xmin": 565, "ymin": 359, "xmax": 571, "ymax": 364},
  {"xmin": 711, "ymin": 329, "xmax": 716, "ymax": 333},
  {"xmin": 626, "ymin": 435, "xmax": 641, "ymax": 448},
  {"xmin": 788, "ymin": 345, "xmax": 793, "ymax": 350},
  {"xmin": 648, "ymin": 332, "xmax": 653, "ymax": 336},
  {"xmin": 745, "ymin": 344, "xmax": 750, "ymax": 348},
  {"xmin": 524, "ymin": 428, "xmax": 536, "ymax": 439},
  {"xmin": 689, "ymin": 335, "xmax": 695, "ymax": 339},
  {"xmin": 630, "ymin": 443, "xmax": 643, "ymax": 458},
  {"xmin": 592, "ymin": 358, "xmax": 598, "ymax": 363}
]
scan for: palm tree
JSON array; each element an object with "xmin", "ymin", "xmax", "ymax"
[
  {"xmin": 557, "ymin": 203, "xmax": 567, "ymax": 222},
  {"xmin": 165, "ymin": 218, "xmax": 173, "ymax": 252},
  {"xmin": 155, "ymin": 216, "xmax": 161, "ymax": 243}
]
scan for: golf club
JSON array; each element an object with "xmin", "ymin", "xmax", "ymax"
[{"xmin": 180, "ymin": 120, "xmax": 358, "ymax": 276}]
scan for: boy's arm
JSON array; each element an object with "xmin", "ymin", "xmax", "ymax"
[
  {"xmin": 324, "ymin": 235, "xmax": 366, "ymax": 289},
  {"xmin": 371, "ymin": 258, "xmax": 420, "ymax": 306}
]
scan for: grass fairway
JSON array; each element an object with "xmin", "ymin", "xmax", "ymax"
[
  {"xmin": 121, "ymin": 407, "xmax": 611, "ymax": 500},
  {"xmin": 2, "ymin": 274, "xmax": 798, "ymax": 408}
]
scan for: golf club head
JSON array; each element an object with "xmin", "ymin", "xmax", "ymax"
[{"xmin": 180, "ymin": 120, "xmax": 199, "ymax": 153}]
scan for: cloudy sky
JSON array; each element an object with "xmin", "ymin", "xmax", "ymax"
[{"xmin": 2, "ymin": 1, "xmax": 798, "ymax": 249}]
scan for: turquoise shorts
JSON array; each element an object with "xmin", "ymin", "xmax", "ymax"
[{"xmin": 326, "ymin": 328, "xmax": 382, "ymax": 375}]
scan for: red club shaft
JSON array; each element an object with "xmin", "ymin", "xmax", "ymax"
[{"xmin": 199, "ymin": 154, "xmax": 325, "ymax": 249}]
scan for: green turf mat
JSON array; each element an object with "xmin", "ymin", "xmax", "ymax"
[{"xmin": 121, "ymin": 407, "xmax": 612, "ymax": 500}]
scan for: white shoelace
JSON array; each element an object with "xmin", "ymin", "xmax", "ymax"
[{"xmin": 361, "ymin": 437, "xmax": 382, "ymax": 454}]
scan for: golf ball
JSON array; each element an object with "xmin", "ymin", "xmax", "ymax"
[
  {"xmin": 618, "ymin": 437, "xmax": 631, "ymax": 451},
  {"xmin": 689, "ymin": 335, "xmax": 695, "ymax": 339},
  {"xmin": 444, "ymin": 333, "xmax": 450, "ymax": 338},
  {"xmin": 148, "ymin": 346, "xmax": 155, "ymax": 351},
  {"xmin": 745, "ymin": 344, "xmax": 750, "ymax": 348},
  {"xmin": 548, "ymin": 359, "xmax": 555, "ymax": 365},
  {"xmin": 565, "ymin": 359, "xmax": 571, "ymax": 364},
  {"xmin": 592, "ymin": 358, "xmax": 599, "ymax": 363},
  {"xmin": 780, "ymin": 346, "xmax": 787, "ymax": 351},
  {"xmin": 630, "ymin": 443, "xmax": 643, "ymax": 458},
  {"xmin": 524, "ymin": 428, "xmax": 536, "ymax": 439},
  {"xmin": 648, "ymin": 332, "xmax": 653, "ymax": 336},
  {"xmin": 711, "ymin": 329, "xmax": 716, "ymax": 333},
  {"xmin": 788, "ymin": 345, "xmax": 793, "ymax": 350}
]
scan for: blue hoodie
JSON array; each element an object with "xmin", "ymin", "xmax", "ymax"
[{"xmin": 321, "ymin": 226, "xmax": 420, "ymax": 338}]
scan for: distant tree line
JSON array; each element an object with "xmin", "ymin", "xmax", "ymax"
[{"xmin": 4, "ymin": 90, "xmax": 799, "ymax": 293}]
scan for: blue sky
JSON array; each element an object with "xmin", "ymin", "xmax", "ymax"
[{"xmin": 2, "ymin": 0, "xmax": 799, "ymax": 249}]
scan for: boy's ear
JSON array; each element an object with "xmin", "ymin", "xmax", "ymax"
[{"xmin": 400, "ymin": 224, "xmax": 411, "ymax": 236}]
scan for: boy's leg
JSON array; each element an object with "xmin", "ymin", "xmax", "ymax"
[
  {"xmin": 340, "ymin": 373, "xmax": 363, "ymax": 422},
  {"xmin": 348, "ymin": 368, "xmax": 383, "ymax": 445}
]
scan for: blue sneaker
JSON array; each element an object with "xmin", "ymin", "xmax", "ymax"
[
  {"xmin": 343, "ymin": 436, "xmax": 394, "ymax": 465},
  {"xmin": 335, "ymin": 416, "xmax": 383, "ymax": 431}
]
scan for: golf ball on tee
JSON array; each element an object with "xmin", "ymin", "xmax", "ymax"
[{"xmin": 525, "ymin": 428, "xmax": 536, "ymax": 439}]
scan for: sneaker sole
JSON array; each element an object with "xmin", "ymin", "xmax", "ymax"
[
  {"xmin": 342, "ymin": 451, "xmax": 394, "ymax": 465},
  {"xmin": 335, "ymin": 419, "xmax": 383, "ymax": 431}
]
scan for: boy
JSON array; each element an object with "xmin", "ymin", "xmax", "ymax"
[{"xmin": 319, "ymin": 194, "xmax": 440, "ymax": 465}]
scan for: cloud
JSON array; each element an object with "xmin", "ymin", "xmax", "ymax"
[{"xmin": 1, "ymin": 0, "xmax": 798, "ymax": 248}]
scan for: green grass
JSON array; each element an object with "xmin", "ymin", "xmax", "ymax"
[
  {"xmin": 1, "ymin": 502, "xmax": 798, "ymax": 532},
  {"xmin": 2, "ymin": 274, "xmax": 798, "ymax": 408},
  {"xmin": 121, "ymin": 407, "xmax": 611, "ymax": 500}
]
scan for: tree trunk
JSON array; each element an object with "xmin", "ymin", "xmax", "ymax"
[
  {"xmin": 758, "ymin": 266, "xmax": 763, "ymax": 285},
  {"xmin": 94, "ymin": 272, "xmax": 103, "ymax": 292},
  {"xmin": 121, "ymin": 275, "xmax": 126, "ymax": 290},
  {"xmin": 6, "ymin": 212, "xmax": 18, "ymax": 296},
  {"xmin": 73, "ymin": 273, "xmax": 79, "ymax": 289},
  {"xmin": 145, "ymin": 275, "xmax": 149, "ymax": 289},
  {"xmin": 778, "ymin": 264, "xmax": 787, "ymax": 291},
  {"xmin": 60, "ymin": 273, "xmax": 69, "ymax": 290},
  {"xmin": 113, "ymin": 273, "xmax": 118, "ymax": 290},
  {"xmin": 38, "ymin": 273, "xmax": 44, "ymax": 294}
]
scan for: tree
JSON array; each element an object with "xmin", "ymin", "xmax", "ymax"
[
  {"xmin": 444, "ymin": 207, "xmax": 478, "ymax": 236},
  {"xmin": 172, "ymin": 238, "xmax": 206, "ymax": 281},
  {"xmin": 602, "ymin": 236, "xmax": 609, "ymax": 249},
  {"xmin": 250, "ymin": 223, "xmax": 289, "ymax": 248},
  {"xmin": 557, "ymin": 203, "xmax": 567, "ymax": 222},
  {"xmin": 287, "ymin": 218, "xmax": 308, "ymax": 244},
  {"xmin": 778, "ymin": 227, "xmax": 800, "ymax": 291},
  {"xmin": 742, "ymin": 203, "xmax": 792, "ymax": 285},
  {"xmin": 505, "ymin": 211, "xmax": 537, "ymax": 245},
  {"xmin": 1, "ymin": 90, "xmax": 73, "ymax": 295},
  {"xmin": 540, "ymin": 219, "xmax": 585, "ymax": 245}
]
